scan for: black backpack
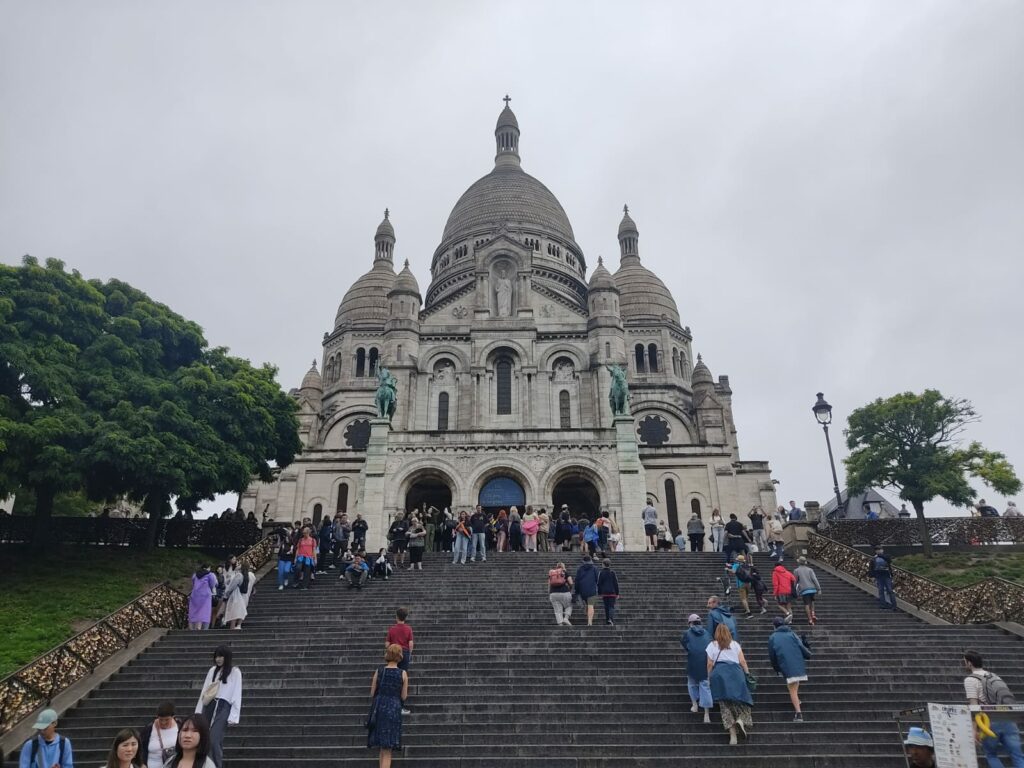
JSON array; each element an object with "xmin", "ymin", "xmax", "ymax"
[
  {"xmin": 29, "ymin": 735, "xmax": 66, "ymax": 767},
  {"xmin": 736, "ymin": 564, "xmax": 753, "ymax": 583},
  {"xmin": 971, "ymin": 672, "xmax": 1016, "ymax": 704}
]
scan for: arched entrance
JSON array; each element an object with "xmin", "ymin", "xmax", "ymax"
[
  {"xmin": 405, "ymin": 478, "xmax": 453, "ymax": 516},
  {"xmin": 552, "ymin": 475, "xmax": 601, "ymax": 522},
  {"xmin": 479, "ymin": 475, "xmax": 526, "ymax": 514}
]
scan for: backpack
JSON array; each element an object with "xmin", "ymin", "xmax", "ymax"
[
  {"xmin": 971, "ymin": 672, "xmax": 1016, "ymax": 704},
  {"xmin": 29, "ymin": 735, "xmax": 65, "ymax": 767},
  {"xmin": 548, "ymin": 568, "xmax": 567, "ymax": 587},
  {"xmin": 736, "ymin": 564, "xmax": 753, "ymax": 583}
]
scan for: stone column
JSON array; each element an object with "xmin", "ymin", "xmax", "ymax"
[
  {"xmin": 613, "ymin": 414, "xmax": 648, "ymax": 551},
  {"xmin": 356, "ymin": 418, "xmax": 391, "ymax": 552}
]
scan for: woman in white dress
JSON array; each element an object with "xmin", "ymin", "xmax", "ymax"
[{"xmin": 222, "ymin": 563, "xmax": 250, "ymax": 630}]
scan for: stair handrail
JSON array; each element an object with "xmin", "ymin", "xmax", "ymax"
[
  {"xmin": 807, "ymin": 532, "xmax": 1024, "ymax": 625},
  {"xmin": 0, "ymin": 532, "xmax": 276, "ymax": 737}
]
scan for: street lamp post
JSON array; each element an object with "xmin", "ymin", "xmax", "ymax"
[{"xmin": 812, "ymin": 392, "xmax": 845, "ymax": 516}]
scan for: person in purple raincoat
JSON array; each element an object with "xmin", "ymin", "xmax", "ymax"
[{"xmin": 188, "ymin": 564, "xmax": 218, "ymax": 630}]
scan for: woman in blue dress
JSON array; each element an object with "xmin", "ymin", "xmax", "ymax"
[{"xmin": 368, "ymin": 644, "xmax": 409, "ymax": 767}]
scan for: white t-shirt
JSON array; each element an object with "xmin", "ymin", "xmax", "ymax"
[
  {"xmin": 706, "ymin": 640, "xmax": 743, "ymax": 666},
  {"xmin": 964, "ymin": 670, "xmax": 991, "ymax": 703},
  {"xmin": 148, "ymin": 723, "xmax": 179, "ymax": 768}
]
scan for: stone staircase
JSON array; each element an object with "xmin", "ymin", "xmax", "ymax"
[{"xmin": 43, "ymin": 552, "xmax": 1024, "ymax": 766}]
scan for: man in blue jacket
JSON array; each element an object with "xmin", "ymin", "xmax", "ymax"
[
  {"xmin": 768, "ymin": 617, "xmax": 812, "ymax": 721},
  {"xmin": 19, "ymin": 709, "xmax": 73, "ymax": 768},
  {"xmin": 680, "ymin": 614, "xmax": 713, "ymax": 723},
  {"xmin": 706, "ymin": 595, "xmax": 739, "ymax": 642},
  {"xmin": 574, "ymin": 555, "xmax": 599, "ymax": 627}
]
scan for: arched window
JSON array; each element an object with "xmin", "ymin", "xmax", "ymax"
[
  {"xmin": 397, "ymin": 344, "xmax": 403, "ymax": 361},
  {"xmin": 437, "ymin": 392, "xmax": 450, "ymax": 431},
  {"xmin": 665, "ymin": 479, "xmax": 679, "ymax": 533},
  {"xmin": 691, "ymin": 498, "xmax": 702, "ymax": 517},
  {"xmin": 634, "ymin": 344, "xmax": 646, "ymax": 373},
  {"xmin": 355, "ymin": 348, "xmax": 366, "ymax": 378},
  {"xmin": 648, "ymin": 343, "xmax": 659, "ymax": 373},
  {"xmin": 605, "ymin": 341, "xmax": 611, "ymax": 360},
  {"xmin": 559, "ymin": 390, "xmax": 571, "ymax": 429},
  {"xmin": 313, "ymin": 503, "xmax": 323, "ymax": 526},
  {"xmin": 368, "ymin": 348, "xmax": 379, "ymax": 377},
  {"xmin": 672, "ymin": 348, "xmax": 680, "ymax": 376},
  {"xmin": 496, "ymin": 359, "xmax": 512, "ymax": 415},
  {"xmin": 336, "ymin": 484, "xmax": 349, "ymax": 514}
]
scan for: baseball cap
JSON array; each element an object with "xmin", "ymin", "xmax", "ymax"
[
  {"xmin": 772, "ymin": 617, "xmax": 785, "ymax": 628},
  {"xmin": 33, "ymin": 709, "xmax": 59, "ymax": 730},
  {"xmin": 903, "ymin": 727, "xmax": 934, "ymax": 748},
  {"xmin": 687, "ymin": 614, "xmax": 701, "ymax": 623}
]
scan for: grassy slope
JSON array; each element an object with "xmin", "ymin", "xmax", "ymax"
[
  {"xmin": 896, "ymin": 551, "xmax": 1024, "ymax": 588},
  {"xmin": 0, "ymin": 545, "xmax": 220, "ymax": 678}
]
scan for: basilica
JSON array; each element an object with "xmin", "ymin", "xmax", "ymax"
[{"xmin": 240, "ymin": 100, "xmax": 776, "ymax": 551}]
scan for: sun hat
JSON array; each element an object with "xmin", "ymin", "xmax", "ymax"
[
  {"xmin": 903, "ymin": 727, "xmax": 934, "ymax": 748},
  {"xmin": 735, "ymin": 554, "xmax": 746, "ymax": 561},
  {"xmin": 33, "ymin": 709, "xmax": 58, "ymax": 730}
]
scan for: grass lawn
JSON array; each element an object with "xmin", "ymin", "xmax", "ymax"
[
  {"xmin": 896, "ymin": 551, "xmax": 1024, "ymax": 588},
  {"xmin": 0, "ymin": 545, "xmax": 223, "ymax": 678}
]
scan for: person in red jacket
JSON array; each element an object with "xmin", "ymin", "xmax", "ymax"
[{"xmin": 772, "ymin": 562, "xmax": 797, "ymax": 624}]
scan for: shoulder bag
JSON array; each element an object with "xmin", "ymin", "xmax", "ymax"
[
  {"xmin": 201, "ymin": 668, "xmax": 221, "ymax": 706},
  {"xmin": 364, "ymin": 666, "xmax": 383, "ymax": 730}
]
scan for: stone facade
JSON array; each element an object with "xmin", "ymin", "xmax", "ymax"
[{"xmin": 240, "ymin": 101, "xmax": 777, "ymax": 551}]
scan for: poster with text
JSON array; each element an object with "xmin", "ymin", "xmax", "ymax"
[{"xmin": 928, "ymin": 703, "xmax": 978, "ymax": 768}]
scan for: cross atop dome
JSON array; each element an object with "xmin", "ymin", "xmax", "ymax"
[{"xmin": 503, "ymin": 94, "xmax": 511, "ymax": 107}]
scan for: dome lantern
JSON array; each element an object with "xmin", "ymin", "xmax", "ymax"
[
  {"xmin": 618, "ymin": 204, "xmax": 639, "ymax": 261},
  {"xmin": 374, "ymin": 208, "xmax": 396, "ymax": 262},
  {"xmin": 495, "ymin": 95, "xmax": 521, "ymax": 168}
]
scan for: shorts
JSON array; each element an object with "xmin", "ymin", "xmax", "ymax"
[
  {"xmin": 801, "ymin": 593, "xmax": 817, "ymax": 605},
  {"xmin": 391, "ymin": 540, "xmax": 407, "ymax": 553},
  {"xmin": 586, "ymin": 595, "xmax": 599, "ymax": 606},
  {"xmin": 786, "ymin": 675, "xmax": 808, "ymax": 685},
  {"xmin": 644, "ymin": 524, "xmax": 658, "ymax": 536},
  {"xmin": 777, "ymin": 595, "xmax": 791, "ymax": 605}
]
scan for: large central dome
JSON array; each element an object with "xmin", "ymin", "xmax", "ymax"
[{"xmin": 440, "ymin": 165, "xmax": 576, "ymax": 245}]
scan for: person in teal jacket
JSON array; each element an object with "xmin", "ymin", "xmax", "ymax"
[
  {"xmin": 680, "ymin": 614, "xmax": 713, "ymax": 723},
  {"xmin": 768, "ymin": 618, "xmax": 812, "ymax": 721}
]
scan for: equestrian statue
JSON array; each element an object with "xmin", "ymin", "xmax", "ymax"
[
  {"xmin": 605, "ymin": 364, "xmax": 630, "ymax": 416},
  {"xmin": 374, "ymin": 364, "xmax": 398, "ymax": 421}
]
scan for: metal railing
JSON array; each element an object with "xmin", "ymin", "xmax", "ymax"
[
  {"xmin": 0, "ymin": 533, "xmax": 277, "ymax": 736},
  {"xmin": 824, "ymin": 517, "xmax": 1024, "ymax": 548},
  {"xmin": 807, "ymin": 532, "xmax": 1024, "ymax": 625},
  {"xmin": 0, "ymin": 516, "xmax": 263, "ymax": 549}
]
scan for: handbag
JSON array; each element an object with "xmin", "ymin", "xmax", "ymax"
[
  {"xmin": 201, "ymin": 678, "xmax": 220, "ymax": 706},
  {"xmin": 744, "ymin": 671, "xmax": 758, "ymax": 692}
]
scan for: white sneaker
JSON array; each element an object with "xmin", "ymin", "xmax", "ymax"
[
  {"xmin": 278, "ymin": 585, "xmax": 284, "ymax": 591},
  {"xmin": 703, "ymin": 712, "xmax": 711, "ymax": 724},
  {"xmin": 690, "ymin": 703, "xmax": 699, "ymax": 713}
]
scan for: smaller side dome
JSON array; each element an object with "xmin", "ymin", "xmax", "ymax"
[
  {"xmin": 588, "ymin": 256, "xmax": 618, "ymax": 292},
  {"xmin": 300, "ymin": 359, "xmax": 323, "ymax": 391},
  {"xmin": 390, "ymin": 259, "xmax": 422, "ymax": 298},
  {"xmin": 691, "ymin": 354, "xmax": 713, "ymax": 386}
]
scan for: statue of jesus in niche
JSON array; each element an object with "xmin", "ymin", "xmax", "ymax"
[{"xmin": 494, "ymin": 267, "xmax": 513, "ymax": 317}]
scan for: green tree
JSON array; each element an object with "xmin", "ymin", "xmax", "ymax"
[
  {"xmin": 845, "ymin": 390, "xmax": 1021, "ymax": 556},
  {"xmin": 0, "ymin": 257, "xmax": 301, "ymax": 548}
]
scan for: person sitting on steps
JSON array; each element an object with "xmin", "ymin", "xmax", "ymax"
[{"xmin": 344, "ymin": 553, "xmax": 370, "ymax": 588}]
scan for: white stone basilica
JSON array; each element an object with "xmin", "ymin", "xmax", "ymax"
[{"xmin": 240, "ymin": 100, "xmax": 777, "ymax": 551}]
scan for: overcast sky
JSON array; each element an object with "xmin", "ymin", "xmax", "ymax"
[{"xmin": 2, "ymin": 1, "xmax": 1022, "ymax": 518}]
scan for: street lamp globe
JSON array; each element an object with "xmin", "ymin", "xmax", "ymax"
[{"xmin": 812, "ymin": 392, "xmax": 833, "ymax": 426}]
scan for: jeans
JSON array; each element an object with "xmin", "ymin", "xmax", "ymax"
[
  {"xmin": 876, "ymin": 574, "xmax": 896, "ymax": 608},
  {"xmin": 471, "ymin": 532, "xmax": 487, "ymax": 560},
  {"xmin": 687, "ymin": 677, "xmax": 713, "ymax": 709},
  {"xmin": 276, "ymin": 560, "xmax": 291, "ymax": 587},
  {"xmin": 689, "ymin": 534, "xmax": 703, "ymax": 552},
  {"xmin": 711, "ymin": 528, "xmax": 724, "ymax": 552},
  {"xmin": 602, "ymin": 596, "xmax": 617, "ymax": 623},
  {"xmin": 344, "ymin": 568, "xmax": 367, "ymax": 587},
  {"xmin": 203, "ymin": 697, "xmax": 232, "ymax": 768},
  {"xmin": 453, "ymin": 535, "xmax": 470, "ymax": 564},
  {"xmin": 549, "ymin": 592, "xmax": 573, "ymax": 624},
  {"xmin": 752, "ymin": 529, "xmax": 768, "ymax": 552},
  {"xmin": 772, "ymin": 540, "xmax": 785, "ymax": 559},
  {"xmin": 982, "ymin": 720, "xmax": 1024, "ymax": 768}
]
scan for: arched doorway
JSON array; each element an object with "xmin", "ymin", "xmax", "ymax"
[
  {"xmin": 479, "ymin": 475, "xmax": 526, "ymax": 514},
  {"xmin": 552, "ymin": 475, "xmax": 601, "ymax": 522},
  {"xmin": 404, "ymin": 478, "xmax": 453, "ymax": 517}
]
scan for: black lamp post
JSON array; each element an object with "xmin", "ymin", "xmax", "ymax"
[{"xmin": 812, "ymin": 392, "xmax": 845, "ymax": 516}]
